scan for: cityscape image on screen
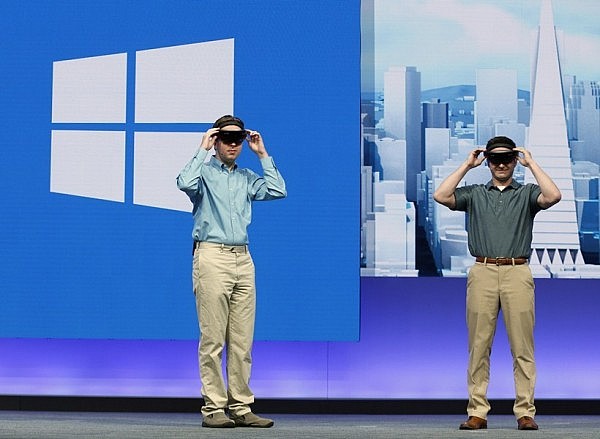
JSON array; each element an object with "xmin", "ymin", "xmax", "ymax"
[{"xmin": 361, "ymin": 0, "xmax": 600, "ymax": 279}]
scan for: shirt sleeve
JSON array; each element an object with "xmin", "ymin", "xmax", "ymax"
[
  {"xmin": 452, "ymin": 185, "xmax": 473, "ymax": 212},
  {"xmin": 248, "ymin": 156, "xmax": 287, "ymax": 201},
  {"xmin": 529, "ymin": 184, "xmax": 543, "ymax": 213},
  {"xmin": 176, "ymin": 148, "xmax": 210, "ymax": 200}
]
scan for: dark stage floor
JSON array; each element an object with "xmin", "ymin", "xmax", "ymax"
[{"xmin": 1, "ymin": 412, "xmax": 599, "ymax": 438}]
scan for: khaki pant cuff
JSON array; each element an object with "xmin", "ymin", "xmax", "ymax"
[{"xmin": 467, "ymin": 412, "xmax": 488, "ymax": 420}]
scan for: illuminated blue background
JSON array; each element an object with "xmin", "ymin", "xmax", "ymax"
[
  {"xmin": 0, "ymin": 0, "xmax": 359, "ymax": 341},
  {"xmin": 2, "ymin": 278, "xmax": 599, "ymax": 398},
  {"xmin": 1, "ymin": 1, "xmax": 599, "ymax": 400}
]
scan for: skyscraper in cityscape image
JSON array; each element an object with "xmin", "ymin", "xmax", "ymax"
[
  {"xmin": 525, "ymin": 0, "xmax": 590, "ymax": 277},
  {"xmin": 361, "ymin": 0, "xmax": 600, "ymax": 278},
  {"xmin": 383, "ymin": 66, "xmax": 422, "ymax": 202}
]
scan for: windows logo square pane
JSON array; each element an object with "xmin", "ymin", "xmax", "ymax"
[
  {"xmin": 133, "ymin": 132, "xmax": 203, "ymax": 212},
  {"xmin": 52, "ymin": 53, "xmax": 127, "ymax": 123},
  {"xmin": 51, "ymin": 38, "xmax": 235, "ymax": 209},
  {"xmin": 135, "ymin": 39, "xmax": 234, "ymax": 123},
  {"xmin": 50, "ymin": 130, "xmax": 126, "ymax": 202}
]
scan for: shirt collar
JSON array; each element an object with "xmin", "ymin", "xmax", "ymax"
[
  {"xmin": 485, "ymin": 179, "xmax": 521, "ymax": 190},
  {"xmin": 209, "ymin": 155, "xmax": 238, "ymax": 171}
]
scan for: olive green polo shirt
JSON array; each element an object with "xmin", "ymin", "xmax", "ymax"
[{"xmin": 453, "ymin": 180, "xmax": 543, "ymax": 258}]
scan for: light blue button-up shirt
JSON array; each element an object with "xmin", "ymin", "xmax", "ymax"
[{"xmin": 176, "ymin": 148, "xmax": 287, "ymax": 245}]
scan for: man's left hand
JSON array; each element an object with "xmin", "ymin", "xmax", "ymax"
[
  {"xmin": 514, "ymin": 147, "xmax": 533, "ymax": 167},
  {"xmin": 247, "ymin": 130, "xmax": 268, "ymax": 159}
]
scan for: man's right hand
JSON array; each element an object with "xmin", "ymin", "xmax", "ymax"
[
  {"xmin": 200, "ymin": 128, "xmax": 220, "ymax": 151},
  {"xmin": 467, "ymin": 148, "xmax": 486, "ymax": 168}
]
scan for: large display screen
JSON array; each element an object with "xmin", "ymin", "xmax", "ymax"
[
  {"xmin": 0, "ymin": 0, "xmax": 360, "ymax": 341},
  {"xmin": 1, "ymin": 0, "xmax": 599, "ymax": 401}
]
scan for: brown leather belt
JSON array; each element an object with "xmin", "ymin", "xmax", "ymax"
[
  {"xmin": 475, "ymin": 256, "xmax": 528, "ymax": 265},
  {"xmin": 194, "ymin": 241, "xmax": 248, "ymax": 253}
]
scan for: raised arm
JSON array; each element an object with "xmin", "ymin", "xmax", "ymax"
[
  {"xmin": 515, "ymin": 147, "xmax": 561, "ymax": 209},
  {"xmin": 433, "ymin": 148, "xmax": 485, "ymax": 209},
  {"xmin": 245, "ymin": 130, "xmax": 286, "ymax": 200},
  {"xmin": 176, "ymin": 128, "xmax": 219, "ymax": 197}
]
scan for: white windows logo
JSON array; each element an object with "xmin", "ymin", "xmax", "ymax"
[{"xmin": 50, "ymin": 38, "xmax": 234, "ymax": 212}]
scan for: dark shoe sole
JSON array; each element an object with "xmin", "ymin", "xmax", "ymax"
[
  {"xmin": 202, "ymin": 422, "xmax": 235, "ymax": 428},
  {"xmin": 234, "ymin": 422, "xmax": 274, "ymax": 428}
]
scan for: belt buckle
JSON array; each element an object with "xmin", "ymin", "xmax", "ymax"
[{"xmin": 496, "ymin": 257, "xmax": 507, "ymax": 266}]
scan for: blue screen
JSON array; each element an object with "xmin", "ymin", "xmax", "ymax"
[{"xmin": 0, "ymin": 0, "xmax": 360, "ymax": 341}]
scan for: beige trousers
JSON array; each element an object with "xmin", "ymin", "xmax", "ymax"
[
  {"xmin": 466, "ymin": 262, "xmax": 536, "ymax": 420},
  {"xmin": 192, "ymin": 243, "xmax": 256, "ymax": 417}
]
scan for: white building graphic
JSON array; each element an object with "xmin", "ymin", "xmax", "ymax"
[
  {"xmin": 520, "ymin": 0, "xmax": 600, "ymax": 278},
  {"xmin": 50, "ymin": 38, "xmax": 234, "ymax": 212},
  {"xmin": 383, "ymin": 65, "xmax": 422, "ymax": 201},
  {"xmin": 525, "ymin": 0, "xmax": 586, "ymax": 277}
]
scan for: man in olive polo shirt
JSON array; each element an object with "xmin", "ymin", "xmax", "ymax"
[{"xmin": 433, "ymin": 136, "xmax": 561, "ymax": 431}]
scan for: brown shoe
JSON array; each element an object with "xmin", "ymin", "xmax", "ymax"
[
  {"xmin": 459, "ymin": 416, "xmax": 487, "ymax": 430},
  {"xmin": 517, "ymin": 416, "xmax": 538, "ymax": 430}
]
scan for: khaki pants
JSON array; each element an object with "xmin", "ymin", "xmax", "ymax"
[
  {"xmin": 466, "ymin": 262, "xmax": 536, "ymax": 420},
  {"xmin": 193, "ymin": 242, "xmax": 256, "ymax": 417}
]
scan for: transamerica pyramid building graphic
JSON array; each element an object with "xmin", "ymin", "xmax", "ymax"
[{"xmin": 526, "ymin": 0, "xmax": 600, "ymax": 278}]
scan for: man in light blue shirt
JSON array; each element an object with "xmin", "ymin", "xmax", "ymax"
[{"xmin": 177, "ymin": 115, "xmax": 286, "ymax": 428}]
